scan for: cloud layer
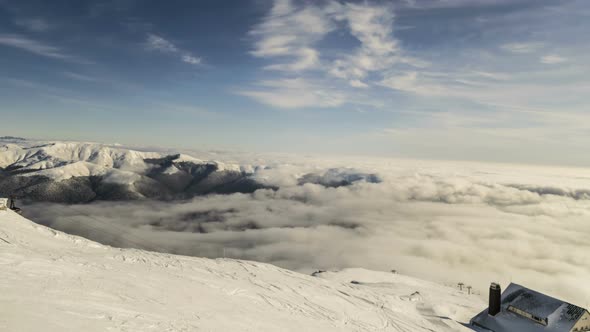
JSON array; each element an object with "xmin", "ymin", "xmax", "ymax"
[{"xmin": 23, "ymin": 157, "xmax": 590, "ymax": 306}]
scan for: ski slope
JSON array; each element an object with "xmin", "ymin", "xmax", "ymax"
[{"xmin": 0, "ymin": 210, "xmax": 485, "ymax": 331}]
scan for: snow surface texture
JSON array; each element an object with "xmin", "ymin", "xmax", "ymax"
[
  {"xmin": 0, "ymin": 210, "xmax": 484, "ymax": 332},
  {"xmin": 4, "ymin": 139, "xmax": 590, "ymax": 309}
]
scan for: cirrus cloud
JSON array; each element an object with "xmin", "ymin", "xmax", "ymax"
[
  {"xmin": 145, "ymin": 33, "xmax": 202, "ymax": 66},
  {"xmin": 540, "ymin": 54, "xmax": 567, "ymax": 64},
  {"xmin": 237, "ymin": 78, "xmax": 346, "ymax": 109},
  {"xmin": 0, "ymin": 34, "xmax": 88, "ymax": 63}
]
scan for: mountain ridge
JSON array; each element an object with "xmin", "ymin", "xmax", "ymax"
[
  {"xmin": 0, "ymin": 140, "xmax": 378, "ymax": 203},
  {"xmin": 0, "ymin": 140, "xmax": 267, "ymax": 203}
]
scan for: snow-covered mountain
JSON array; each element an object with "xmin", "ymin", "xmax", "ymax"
[
  {"xmin": 0, "ymin": 209, "xmax": 485, "ymax": 331},
  {"xmin": 0, "ymin": 140, "xmax": 265, "ymax": 203},
  {"xmin": 0, "ymin": 139, "xmax": 381, "ymax": 203}
]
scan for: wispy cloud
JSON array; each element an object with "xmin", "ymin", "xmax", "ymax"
[
  {"xmin": 249, "ymin": 0, "xmax": 332, "ymax": 72},
  {"xmin": 237, "ymin": 78, "xmax": 346, "ymax": 109},
  {"xmin": 471, "ymin": 71, "xmax": 510, "ymax": 80},
  {"xmin": 500, "ymin": 42, "xmax": 544, "ymax": 53},
  {"xmin": 378, "ymin": 68, "xmax": 590, "ymax": 108},
  {"xmin": 59, "ymin": 71, "xmax": 146, "ymax": 93},
  {"xmin": 39, "ymin": 93, "xmax": 123, "ymax": 112},
  {"xmin": 146, "ymin": 34, "xmax": 178, "ymax": 53},
  {"xmin": 329, "ymin": 3, "xmax": 411, "ymax": 88},
  {"xmin": 241, "ymin": 0, "xmax": 588, "ymax": 129},
  {"xmin": 379, "ymin": 71, "xmax": 421, "ymax": 93},
  {"xmin": 243, "ymin": 1, "xmax": 421, "ymax": 108},
  {"xmin": 62, "ymin": 71, "xmax": 99, "ymax": 82},
  {"xmin": 540, "ymin": 54, "xmax": 567, "ymax": 64},
  {"xmin": 349, "ymin": 79, "xmax": 369, "ymax": 88},
  {"xmin": 250, "ymin": 1, "xmax": 421, "ymax": 85},
  {"xmin": 150, "ymin": 102, "xmax": 213, "ymax": 116},
  {"xmin": 378, "ymin": 104, "xmax": 590, "ymax": 163},
  {"xmin": 0, "ymin": 34, "xmax": 85, "ymax": 62},
  {"xmin": 14, "ymin": 18, "xmax": 52, "ymax": 32},
  {"xmin": 181, "ymin": 54, "xmax": 201, "ymax": 65},
  {"xmin": 145, "ymin": 34, "xmax": 201, "ymax": 65}
]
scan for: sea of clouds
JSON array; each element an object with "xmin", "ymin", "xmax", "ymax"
[{"xmin": 23, "ymin": 155, "xmax": 590, "ymax": 305}]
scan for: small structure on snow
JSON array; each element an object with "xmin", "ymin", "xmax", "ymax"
[
  {"xmin": 0, "ymin": 197, "xmax": 22, "ymax": 214},
  {"xmin": 311, "ymin": 270, "xmax": 326, "ymax": 277},
  {"xmin": 471, "ymin": 282, "xmax": 590, "ymax": 332},
  {"xmin": 400, "ymin": 291, "xmax": 423, "ymax": 302}
]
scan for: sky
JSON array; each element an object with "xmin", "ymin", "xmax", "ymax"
[{"xmin": 0, "ymin": 0, "xmax": 589, "ymax": 165}]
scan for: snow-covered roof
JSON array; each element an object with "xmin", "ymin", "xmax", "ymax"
[{"xmin": 471, "ymin": 283, "xmax": 587, "ymax": 332}]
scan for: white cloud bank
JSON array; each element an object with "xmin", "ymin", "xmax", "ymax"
[{"xmin": 23, "ymin": 156, "xmax": 590, "ymax": 306}]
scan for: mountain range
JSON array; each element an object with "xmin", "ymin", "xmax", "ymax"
[
  {"xmin": 0, "ymin": 139, "xmax": 380, "ymax": 203},
  {"xmin": 0, "ymin": 140, "xmax": 269, "ymax": 203}
]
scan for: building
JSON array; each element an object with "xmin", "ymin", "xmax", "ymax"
[{"xmin": 471, "ymin": 283, "xmax": 590, "ymax": 332}]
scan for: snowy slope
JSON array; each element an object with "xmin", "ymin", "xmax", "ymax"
[{"xmin": 0, "ymin": 210, "xmax": 484, "ymax": 331}]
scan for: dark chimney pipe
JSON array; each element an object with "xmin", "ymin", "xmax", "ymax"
[{"xmin": 489, "ymin": 283, "xmax": 501, "ymax": 316}]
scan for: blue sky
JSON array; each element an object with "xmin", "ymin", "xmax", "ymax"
[{"xmin": 0, "ymin": 0, "xmax": 589, "ymax": 165}]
